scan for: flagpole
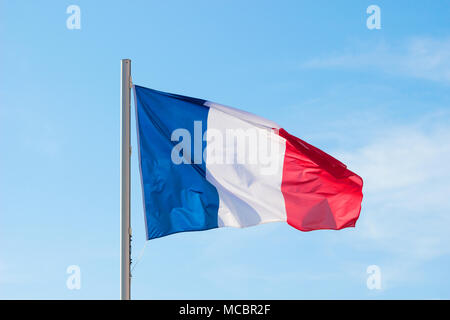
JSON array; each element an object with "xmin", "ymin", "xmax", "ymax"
[{"xmin": 120, "ymin": 59, "xmax": 131, "ymax": 300}]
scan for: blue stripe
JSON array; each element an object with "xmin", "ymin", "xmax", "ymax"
[{"xmin": 134, "ymin": 85, "xmax": 219, "ymax": 240}]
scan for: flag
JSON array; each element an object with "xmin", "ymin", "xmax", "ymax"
[{"xmin": 133, "ymin": 85, "xmax": 363, "ymax": 240}]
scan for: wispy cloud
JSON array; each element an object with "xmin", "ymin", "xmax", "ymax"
[
  {"xmin": 302, "ymin": 37, "xmax": 450, "ymax": 85},
  {"xmin": 337, "ymin": 115, "xmax": 450, "ymax": 261}
]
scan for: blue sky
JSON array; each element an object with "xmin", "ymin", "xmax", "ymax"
[{"xmin": 1, "ymin": 0, "xmax": 450, "ymax": 299}]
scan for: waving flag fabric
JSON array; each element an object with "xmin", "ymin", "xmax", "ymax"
[{"xmin": 134, "ymin": 85, "xmax": 363, "ymax": 240}]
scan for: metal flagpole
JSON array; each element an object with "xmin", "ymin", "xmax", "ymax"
[{"xmin": 120, "ymin": 59, "xmax": 131, "ymax": 300}]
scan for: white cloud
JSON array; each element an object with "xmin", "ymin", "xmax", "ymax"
[
  {"xmin": 302, "ymin": 37, "xmax": 450, "ymax": 85},
  {"xmin": 337, "ymin": 119, "xmax": 450, "ymax": 261}
]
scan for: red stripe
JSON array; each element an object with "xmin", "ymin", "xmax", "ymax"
[{"xmin": 277, "ymin": 128, "xmax": 363, "ymax": 231}]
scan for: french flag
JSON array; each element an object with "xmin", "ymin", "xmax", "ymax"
[{"xmin": 134, "ymin": 85, "xmax": 363, "ymax": 240}]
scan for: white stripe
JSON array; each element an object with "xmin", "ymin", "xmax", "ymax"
[
  {"xmin": 204, "ymin": 101, "xmax": 281, "ymax": 129},
  {"xmin": 205, "ymin": 104, "xmax": 287, "ymax": 228}
]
